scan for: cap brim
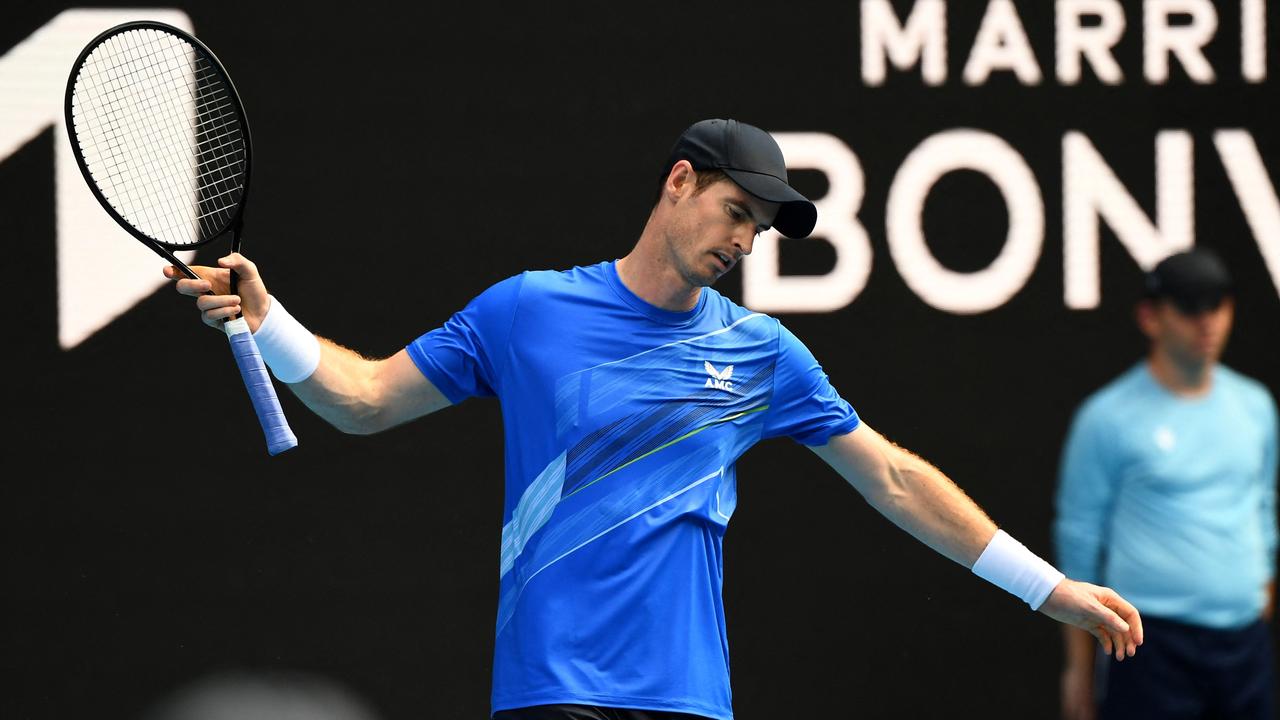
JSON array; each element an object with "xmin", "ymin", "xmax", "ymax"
[
  {"xmin": 723, "ymin": 168, "xmax": 817, "ymax": 239},
  {"xmin": 1168, "ymin": 289, "xmax": 1231, "ymax": 314}
]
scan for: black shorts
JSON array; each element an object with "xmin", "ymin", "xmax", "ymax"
[
  {"xmin": 1097, "ymin": 615, "xmax": 1275, "ymax": 720},
  {"xmin": 494, "ymin": 705, "xmax": 712, "ymax": 720}
]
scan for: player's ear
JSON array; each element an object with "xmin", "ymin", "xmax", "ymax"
[
  {"xmin": 664, "ymin": 160, "xmax": 695, "ymax": 201},
  {"xmin": 1135, "ymin": 299, "xmax": 1160, "ymax": 339}
]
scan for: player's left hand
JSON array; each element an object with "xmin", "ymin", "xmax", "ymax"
[{"xmin": 1038, "ymin": 579, "xmax": 1143, "ymax": 661}]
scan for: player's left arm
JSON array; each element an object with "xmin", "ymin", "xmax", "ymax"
[{"xmin": 811, "ymin": 423, "xmax": 1142, "ymax": 659}]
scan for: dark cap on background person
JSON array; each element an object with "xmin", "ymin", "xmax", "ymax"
[
  {"xmin": 661, "ymin": 118, "xmax": 817, "ymax": 240},
  {"xmin": 1144, "ymin": 248, "xmax": 1234, "ymax": 314}
]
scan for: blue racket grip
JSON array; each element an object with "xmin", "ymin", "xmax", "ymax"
[{"xmin": 225, "ymin": 317, "xmax": 298, "ymax": 455}]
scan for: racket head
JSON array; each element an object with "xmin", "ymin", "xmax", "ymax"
[{"xmin": 64, "ymin": 21, "xmax": 253, "ymax": 252}]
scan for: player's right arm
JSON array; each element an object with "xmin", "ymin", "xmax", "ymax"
[{"xmin": 165, "ymin": 253, "xmax": 452, "ymax": 434}]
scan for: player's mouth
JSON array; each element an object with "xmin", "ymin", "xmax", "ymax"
[{"xmin": 712, "ymin": 251, "xmax": 734, "ymax": 271}]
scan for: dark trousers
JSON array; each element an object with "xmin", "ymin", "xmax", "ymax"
[
  {"xmin": 494, "ymin": 705, "xmax": 711, "ymax": 720},
  {"xmin": 1098, "ymin": 615, "xmax": 1275, "ymax": 720}
]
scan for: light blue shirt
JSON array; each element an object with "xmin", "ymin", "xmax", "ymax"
[
  {"xmin": 1054, "ymin": 362, "xmax": 1278, "ymax": 629},
  {"xmin": 406, "ymin": 261, "xmax": 859, "ymax": 719}
]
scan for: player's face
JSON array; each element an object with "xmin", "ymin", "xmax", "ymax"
[
  {"xmin": 1141, "ymin": 297, "xmax": 1235, "ymax": 367},
  {"xmin": 665, "ymin": 176, "xmax": 780, "ymax": 287}
]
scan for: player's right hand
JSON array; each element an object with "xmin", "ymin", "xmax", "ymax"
[{"xmin": 163, "ymin": 253, "xmax": 272, "ymax": 332}]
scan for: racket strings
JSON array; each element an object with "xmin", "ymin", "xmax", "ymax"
[
  {"xmin": 70, "ymin": 27, "xmax": 247, "ymax": 247},
  {"xmin": 97, "ymin": 31, "xmax": 242, "ymax": 239},
  {"xmin": 77, "ymin": 38, "xmax": 228, "ymax": 242},
  {"xmin": 83, "ymin": 37, "xmax": 201, "ymax": 235},
  {"xmin": 80, "ymin": 34, "xmax": 205, "ymax": 233}
]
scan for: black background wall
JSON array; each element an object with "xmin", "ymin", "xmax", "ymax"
[{"xmin": 4, "ymin": 1, "xmax": 1278, "ymax": 718}]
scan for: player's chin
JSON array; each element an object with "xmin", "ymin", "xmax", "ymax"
[
  {"xmin": 1187, "ymin": 342, "xmax": 1224, "ymax": 363},
  {"xmin": 699, "ymin": 266, "xmax": 727, "ymax": 286},
  {"xmin": 705, "ymin": 257, "xmax": 735, "ymax": 281}
]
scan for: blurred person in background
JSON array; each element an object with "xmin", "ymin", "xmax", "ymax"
[{"xmin": 1055, "ymin": 247, "xmax": 1278, "ymax": 720}]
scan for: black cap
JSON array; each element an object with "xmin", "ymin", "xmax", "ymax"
[
  {"xmin": 1144, "ymin": 248, "xmax": 1234, "ymax": 313},
  {"xmin": 661, "ymin": 118, "xmax": 817, "ymax": 239}
]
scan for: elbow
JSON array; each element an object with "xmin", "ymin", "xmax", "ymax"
[
  {"xmin": 325, "ymin": 394, "xmax": 395, "ymax": 436},
  {"xmin": 332, "ymin": 407, "xmax": 393, "ymax": 436},
  {"xmin": 324, "ymin": 364, "xmax": 403, "ymax": 435},
  {"xmin": 335, "ymin": 419, "xmax": 379, "ymax": 436}
]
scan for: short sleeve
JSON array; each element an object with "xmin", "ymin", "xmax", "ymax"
[
  {"xmin": 405, "ymin": 273, "xmax": 525, "ymax": 404},
  {"xmin": 761, "ymin": 323, "xmax": 860, "ymax": 446}
]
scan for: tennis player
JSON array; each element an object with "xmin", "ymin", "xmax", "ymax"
[{"xmin": 167, "ymin": 119, "xmax": 1143, "ymax": 720}]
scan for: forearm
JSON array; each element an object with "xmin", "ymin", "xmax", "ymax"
[
  {"xmin": 866, "ymin": 443, "xmax": 999, "ymax": 568},
  {"xmin": 813, "ymin": 425, "xmax": 1141, "ymax": 655},
  {"xmin": 171, "ymin": 263, "xmax": 451, "ymax": 434},
  {"xmin": 814, "ymin": 426, "xmax": 996, "ymax": 568},
  {"xmin": 1265, "ymin": 580, "xmax": 1274, "ymax": 621},
  {"xmin": 1060, "ymin": 624, "xmax": 1098, "ymax": 719},
  {"xmin": 252, "ymin": 298, "xmax": 450, "ymax": 434},
  {"xmin": 288, "ymin": 338, "xmax": 396, "ymax": 434},
  {"xmin": 287, "ymin": 341, "xmax": 451, "ymax": 434},
  {"xmin": 1063, "ymin": 624, "xmax": 1097, "ymax": 672}
]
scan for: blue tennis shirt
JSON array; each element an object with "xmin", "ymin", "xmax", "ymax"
[
  {"xmin": 1054, "ymin": 362, "xmax": 1278, "ymax": 629},
  {"xmin": 406, "ymin": 261, "xmax": 859, "ymax": 719}
]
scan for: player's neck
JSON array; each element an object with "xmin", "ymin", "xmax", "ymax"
[
  {"xmin": 1146, "ymin": 350, "xmax": 1214, "ymax": 397},
  {"xmin": 617, "ymin": 232, "xmax": 701, "ymax": 313}
]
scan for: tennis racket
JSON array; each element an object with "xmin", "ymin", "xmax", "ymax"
[{"xmin": 64, "ymin": 21, "xmax": 297, "ymax": 456}]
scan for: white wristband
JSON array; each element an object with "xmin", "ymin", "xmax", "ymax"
[
  {"xmin": 252, "ymin": 295, "xmax": 320, "ymax": 384},
  {"xmin": 971, "ymin": 529, "xmax": 1065, "ymax": 611}
]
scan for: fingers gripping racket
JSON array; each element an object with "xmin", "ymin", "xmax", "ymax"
[{"xmin": 65, "ymin": 21, "xmax": 297, "ymax": 455}]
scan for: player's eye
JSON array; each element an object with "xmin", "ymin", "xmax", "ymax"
[{"xmin": 725, "ymin": 204, "xmax": 745, "ymax": 222}]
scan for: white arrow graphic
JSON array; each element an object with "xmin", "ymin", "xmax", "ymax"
[{"xmin": 0, "ymin": 8, "xmax": 195, "ymax": 349}]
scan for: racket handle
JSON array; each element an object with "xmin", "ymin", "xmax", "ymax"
[{"xmin": 225, "ymin": 317, "xmax": 298, "ymax": 455}]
